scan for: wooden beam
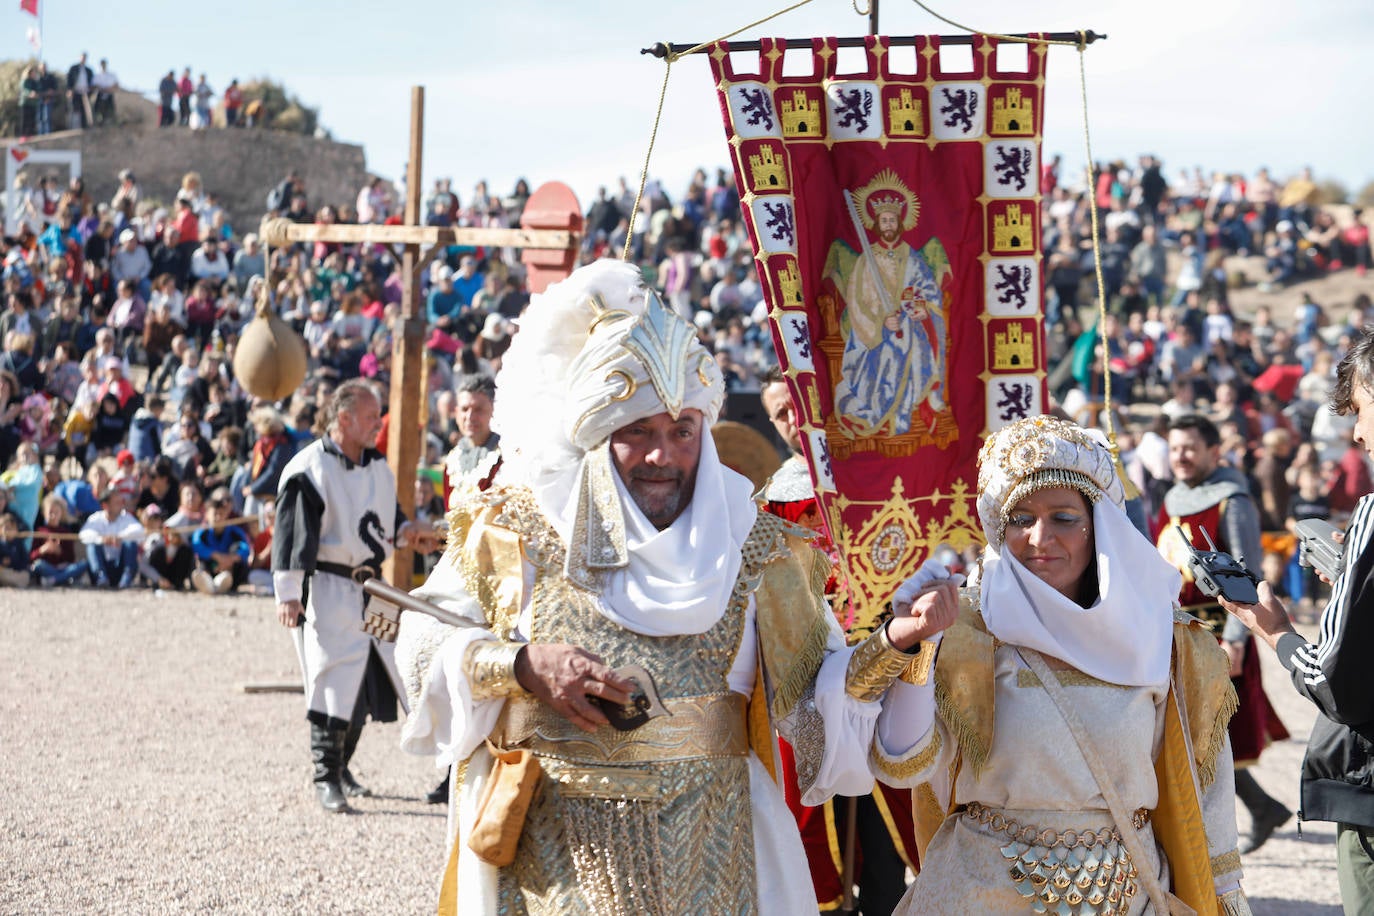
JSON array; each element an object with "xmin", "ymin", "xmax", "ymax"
[
  {"xmin": 382, "ymin": 85, "xmax": 427, "ymax": 588},
  {"xmin": 258, "ymin": 218, "xmax": 573, "ymax": 252}
]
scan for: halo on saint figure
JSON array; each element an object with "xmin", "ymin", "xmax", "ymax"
[{"xmin": 851, "ymin": 169, "xmax": 920, "ymax": 233}]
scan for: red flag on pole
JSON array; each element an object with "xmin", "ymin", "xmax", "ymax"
[
  {"xmin": 710, "ymin": 35, "xmax": 1050, "ymax": 635},
  {"xmin": 19, "ymin": 0, "xmax": 39, "ymax": 17}
]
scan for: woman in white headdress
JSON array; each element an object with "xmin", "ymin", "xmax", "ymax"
[{"xmin": 868, "ymin": 416, "xmax": 1252, "ymax": 915}]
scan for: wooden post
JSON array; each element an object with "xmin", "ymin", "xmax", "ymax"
[
  {"xmin": 383, "ymin": 86, "xmax": 426, "ymax": 587},
  {"xmin": 257, "ymin": 87, "xmax": 584, "ymax": 591}
]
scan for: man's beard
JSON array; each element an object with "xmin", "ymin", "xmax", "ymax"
[
  {"xmin": 1177, "ymin": 463, "xmax": 1210, "ymax": 488},
  {"xmin": 625, "ymin": 469, "xmax": 692, "ymax": 529}
]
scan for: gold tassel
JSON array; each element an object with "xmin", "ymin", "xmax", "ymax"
[
  {"xmin": 935, "ymin": 684, "xmax": 990, "ymax": 778},
  {"xmin": 770, "ymin": 617, "xmax": 830, "ymax": 720},
  {"xmin": 1198, "ymin": 681, "xmax": 1239, "ymax": 789}
]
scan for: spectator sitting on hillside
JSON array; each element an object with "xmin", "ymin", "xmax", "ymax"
[
  {"xmin": 79, "ymin": 488, "xmax": 142, "ymax": 588},
  {"xmin": 0, "ymin": 512, "xmax": 29, "ymax": 587},
  {"xmin": 29, "ymin": 494, "xmax": 87, "ymax": 587},
  {"xmin": 1263, "ymin": 221, "xmax": 1301, "ymax": 289},
  {"xmin": 111, "ymin": 169, "xmax": 140, "ymax": 212},
  {"xmin": 189, "ymin": 236, "xmax": 230, "ymax": 286},
  {"xmin": 243, "ymin": 406, "xmax": 291, "ymax": 514},
  {"xmin": 109, "ymin": 449, "xmax": 140, "ymax": 502},
  {"xmin": 142, "ymin": 509, "xmax": 193, "ymax": 590},
  {"xmin": 136, "ymin": 456, "xmax": 181, "ymax": 518},
  {"xmin": 107, "ymin": 279, "xmax": 146, "ymax": 352},
  {"xmin": 190, "ymin": 488, "xmax": 249, "ymax": 595},
  {"xmin": 201, "ymin": 425, "xmax": 242, "ymax": 492},
  {"xmin": 162, "ymin": 410, "xmax": 213, "ymax": 481},
  {"xmin": 110, "ymin": 229, "xmax": 151, "ymax": 297},
  {"xmin": 232, "ymin": 234, "xmax": 265, "ymax": 285}
]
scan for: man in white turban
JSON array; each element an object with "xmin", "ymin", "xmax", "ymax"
[{"xmin": 394, "ymin": 259, "xmax": 896, "ymax": 915}]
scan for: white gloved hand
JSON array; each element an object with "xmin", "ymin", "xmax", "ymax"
[{"xmin": 892, "ymin": 558, "xmax": 966, "ymax": 615}]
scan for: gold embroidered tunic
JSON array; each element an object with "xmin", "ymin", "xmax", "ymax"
[{"xmin": 395, "ymin": 485, "xmax": 874, "ymax": 916}]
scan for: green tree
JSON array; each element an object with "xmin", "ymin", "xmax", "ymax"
[
  {"xmin": 240, "ymin": 78, "xmax": 328, "ymax": 137},
  {"xmin": 1316, "ymin": 179, "xmax": 1350, "ymax": 206},
  {"xmin": 1356, "ymin": 181, "xmax": 1374, "ymax": 209}
]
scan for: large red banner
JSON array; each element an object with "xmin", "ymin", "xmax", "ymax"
[{"xmin": 711, "ymin": 35, "xmax": 1049, "ymax": 633}]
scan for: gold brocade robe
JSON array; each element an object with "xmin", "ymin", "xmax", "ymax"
[{"xmin": 436, "ymin": 486, "xmax": 834, "ymax": 915}]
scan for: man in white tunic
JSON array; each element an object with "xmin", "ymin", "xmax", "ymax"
[
  {"xmin": 395, "ymin": 260, "xmax": 890, "ymax": 915},
  {"xmin": 273, "ymin": 380, "xmax": 438, "ymax": 812}
]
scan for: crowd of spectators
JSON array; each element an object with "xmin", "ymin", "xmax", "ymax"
[
  {"xmin": 0, "ymin": 150, "xmax": 1368, "ymax": 608},
  {"xmin": 18, "ymin": 52, "xmax": 258, "ymax": 136}
]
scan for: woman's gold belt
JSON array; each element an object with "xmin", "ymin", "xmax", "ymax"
[
  {"xmin": 963, "ymin": 800, "xmax": 1150, "ymax": 848},
  {"xmin": 963, "ymin": 802, "xmax": 1144, "ymax": 914},
  {"xmin": 492, "ymin": 692, "xmax": 749, "ymax": 766}
]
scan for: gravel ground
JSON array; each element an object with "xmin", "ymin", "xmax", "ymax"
[
  {"xmin": 0, "ymin": 589, "xmax": 1345, "ymax": 913},
  {"xmin": 2, "ymin": 589, "xmax": 445, "ymax": 915}
]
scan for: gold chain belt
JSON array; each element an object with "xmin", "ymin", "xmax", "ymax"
[
  {"xmin": 964, "ymin": 802, "xmax": 1143, "ymax": 915},
  {"xmin": 963, "ymin": 801, "xmax": 1149, "ymax": 848},
  {"xmin": 493, "ymin": 692, "xmax": 748, "ymax": 766}
]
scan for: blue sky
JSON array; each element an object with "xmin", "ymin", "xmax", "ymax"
[{"xmin": 8, "ymin": 0, "xmax": 1370, "ymax": 210}]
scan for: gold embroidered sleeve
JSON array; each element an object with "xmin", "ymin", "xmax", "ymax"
[
  {"xmin": 898, "ymin": 639, "xmax": 939, "ymax": 686},
  {"xmin": 846, "ymin": 624, "xmax": 916, "ymax": 702},
  {"xmin": 463, "ymin": 640, "xmax": 530, "ymax": 700},
  {"xmin": 1210, "ymin": 849, "xmax": 1241, "ymax": 881},
  {"xmin": 870, "ymin": 723, "xmax": 942, "ymax": 783}
]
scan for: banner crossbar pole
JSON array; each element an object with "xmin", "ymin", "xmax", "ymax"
[{"xmin": 643, "ymin": 31, "xmax": 1105, "ymax": 58}]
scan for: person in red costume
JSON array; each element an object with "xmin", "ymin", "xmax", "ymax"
[{"xmin": 1155, "ymin": 413, "xmax": 1291, "ymax": 853}]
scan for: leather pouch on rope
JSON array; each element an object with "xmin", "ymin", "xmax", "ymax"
[{"xmin": 467, "ymin": 743, "xmax": 543, "ymax": 867}]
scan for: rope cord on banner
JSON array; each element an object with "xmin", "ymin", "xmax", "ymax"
[
  {"xmin": 906, "ymin": 0, "xmax": 1123, "ymax": 458},
  {"xmin": 622, "ymin": 0, "xmax": 823, "ymax": 261}
]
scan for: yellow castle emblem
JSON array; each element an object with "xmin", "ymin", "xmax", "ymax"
[
  {"xmin": 777, "ymin": 257, "xmax": 803, "ymax": 307},
  {"xmin": 991, "ymin": 87, "xmax": 1034, "ymax": 136},
  {"xmin": 887, "ymin": 88, "xmax": 924, "ymax": 137},
  {"xmin": 993, "ymin": 321, "xmax": 1035, "ymax": 370},
  {"xmin": 748, "ymin": 144, "xmax": 789, "ymax": 191},
  {"xmin": 780, "ymin": 90, "xmax": 821, "ymax": 137},
  {"xmin": 992, "ymin": 204, "xmax": 1033, "ymax": 253}
]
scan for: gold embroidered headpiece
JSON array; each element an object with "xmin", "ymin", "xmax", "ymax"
[
  {"xmin": 976, "ymin": 416, "xmax": 1126, "ymax": 549},
  {"xmin": 563, "ymin": 276, "xmax": 722, "ymax": 451}
]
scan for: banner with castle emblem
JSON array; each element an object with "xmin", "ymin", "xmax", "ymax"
[{"xmin": 709, "ymin": 35, "xmax": 1049, "ymax": 633}]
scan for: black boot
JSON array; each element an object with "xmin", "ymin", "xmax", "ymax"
[
  {"xmin": 310, "ymin": 722, "xmax": 350, "ymax": 813},
  {"xmin": 426, "ymin": 774, "xmax": 450, "ymax": 805},
  {"xmin": 1234, "ymin": 768, "xmax": 1290, "ymax": 853},
  {"xmin": 340, "ymin": 718, "xmax": 371, "ymax": 798}
]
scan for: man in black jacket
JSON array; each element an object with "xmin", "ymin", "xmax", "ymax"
[
  {"xmin": 1223, "ymin": 325, "xmax": 1374, "ymax": 913},
  {"xmin": 65, "ymin": 52, "xmax": 93, "ymax": 129}
]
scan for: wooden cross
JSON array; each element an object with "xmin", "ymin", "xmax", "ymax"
[{"xmin": 260, "ymin": 86, "xmax": 583, "ymax": 585}]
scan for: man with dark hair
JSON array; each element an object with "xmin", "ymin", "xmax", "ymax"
[
  {"xmin": 65, "ymin": 52, "xmax": 93, "ymax": 129},
  {"xmin": 1157, "ymin": 413, "xmax": 1291, "ymax": 852},
  {"xmin": 272, "ymin": 379, "xmax": 439, "ymax": 811},
  {"xmin": 1221, "ymin": 326, "xmax": 1374, "ymax": 912},
  {"xmin": 78, "ymin": 489, "xmax": 142, "ymax": 588}
]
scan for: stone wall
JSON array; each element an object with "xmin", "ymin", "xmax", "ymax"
[{"xmin": 6, "ymin": 123, "xmax": 366, "ymax": 232}]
